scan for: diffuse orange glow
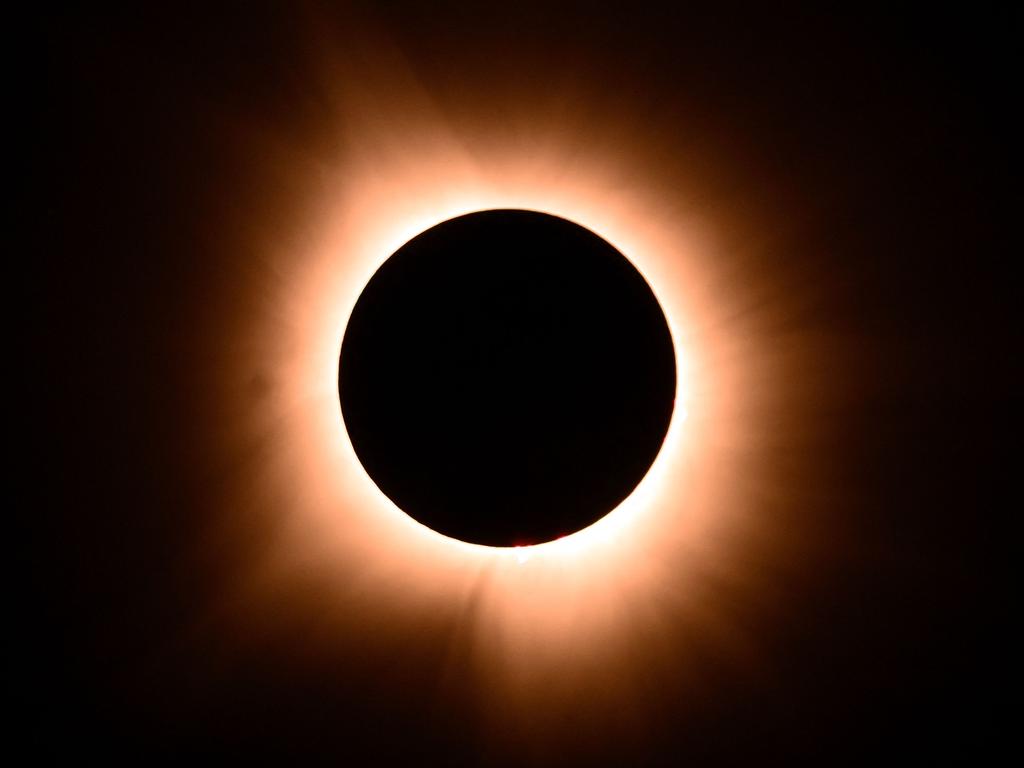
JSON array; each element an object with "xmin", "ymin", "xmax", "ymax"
[
  {"xmin": 39, "ymin": 4, "xmax": 999, "ymax": 760},
  {"xmin": 189, "ymin": 17, "xmax": 827, "ymax": 748}
]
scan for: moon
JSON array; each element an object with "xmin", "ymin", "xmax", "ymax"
[{"xmin": 339, "ymin": 209, "xmax": 676, "ymax": 547}]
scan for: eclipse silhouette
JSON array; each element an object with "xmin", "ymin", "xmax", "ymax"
[{"xmin": 339, "ymin": 210, "xmax": 675, "ymax": 547}]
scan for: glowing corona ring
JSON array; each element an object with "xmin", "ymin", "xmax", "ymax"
[
  {"xmin": 285, "ymin": 160, "xmax": 714, "ymax": 573},
  {"xmin": 334, "ymin": 205, "xmax": 687, "ymax": 557},
  {"xmin": 224, "ymin": 80, "xmax": 752, "ymax": 712}
]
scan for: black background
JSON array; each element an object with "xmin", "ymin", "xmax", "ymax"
[{"xmin": 31, "ymin": 3, "xmax": 1011, "ymax": 763}]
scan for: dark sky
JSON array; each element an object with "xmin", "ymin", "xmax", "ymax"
[{"xmin": 31, "ymin": 4, "xmax": 1011, "ymax": 763}]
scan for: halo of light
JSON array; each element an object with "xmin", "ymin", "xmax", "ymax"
[{"xmin": 192, "ymin": 23, "xmax": 804, "ymax": 741}]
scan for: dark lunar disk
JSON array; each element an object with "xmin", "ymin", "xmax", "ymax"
[{"xmin": 339, "ymin": 209, "xmax": 676, "ymax": 546}]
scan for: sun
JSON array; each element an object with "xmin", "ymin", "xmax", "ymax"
[
  {"xmin": 256, "ymin": 137, "xmax": 733, "ymax": 606},
  {"xmin": 198, "ymin": 35, "xmax": 773, "ymax": 727}
]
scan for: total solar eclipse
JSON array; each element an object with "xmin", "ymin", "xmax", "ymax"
[{"xmin": 339, "ymin": 210, "xmax": 675, "ymax": 547}]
